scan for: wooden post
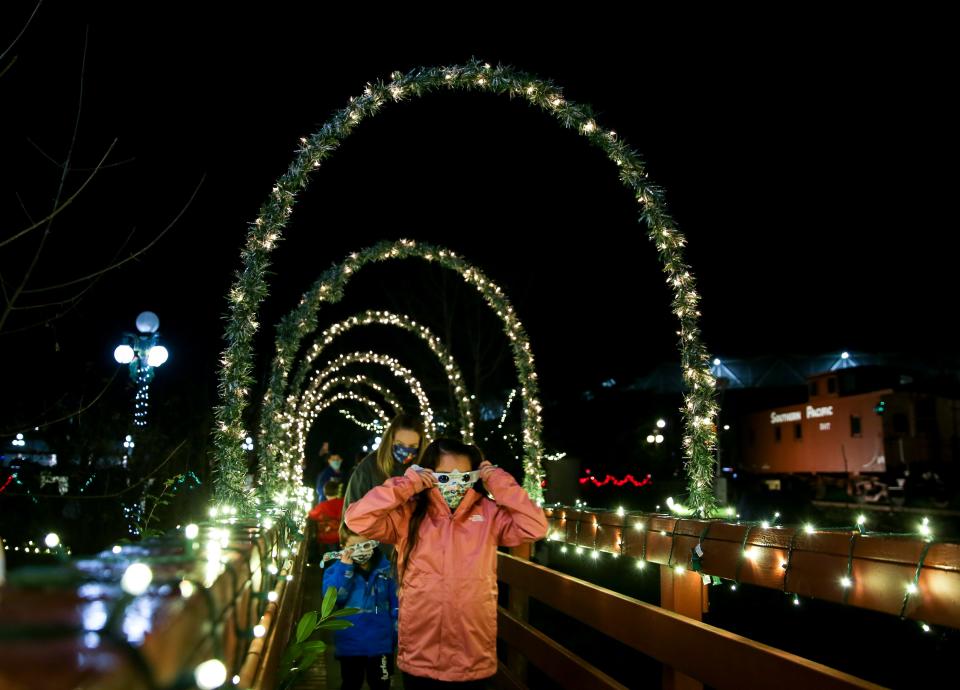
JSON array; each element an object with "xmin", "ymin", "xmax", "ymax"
[
  {"xmin": 660, "ymin": 565, "xmax": 708, "ymax": 690},
  {"xmin": 507, "ymin": 543, "xmax": 532, "ymax": 685}
]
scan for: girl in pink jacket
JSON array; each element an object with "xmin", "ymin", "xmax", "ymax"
[{"xmin": 344, "ymin": 438, "xmax": 548, "ymax": 687}]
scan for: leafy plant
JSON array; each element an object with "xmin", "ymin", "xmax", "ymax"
[{"xmin": 277, "ymin": 586, "xmax": 360, "ymax": 689}]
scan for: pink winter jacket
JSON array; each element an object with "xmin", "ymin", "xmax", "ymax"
[{"xmin": 344, "ymin": 466, "xmax": 548, "ymax": 682}]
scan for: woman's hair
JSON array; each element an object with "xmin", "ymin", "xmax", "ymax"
[
  {"xmin": 398, "ymin": 438, "xmax": 486, "ymax": 585},
  {"xmin": 323, "ymin": 478, "xmax": 343, "ymax": 498},
  {"xmin": 374, "ymin": 413, "xmax": 427, "ymax": 480}
]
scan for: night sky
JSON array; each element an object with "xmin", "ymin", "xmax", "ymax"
[{"xmin": 2, "ymin": 5, "xmax": 955, "ymax": 440}]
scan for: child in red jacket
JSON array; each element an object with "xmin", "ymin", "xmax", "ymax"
[{"xmin": 308, "ymin": 478, "xmax": 345, "ymax": 557}]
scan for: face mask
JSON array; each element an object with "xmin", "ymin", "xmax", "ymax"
[
  {"xmin": 323, "ymin": 539, "xmax": 379, "ymax": 566},
  {"xmin": 440, "ymin": 484, "xmax": 469, "ymax": 511},
  {"xmin": 392, "ymin": 443, "xmax": 417, "ymax": 464},
  {"xmin": 431, "ymin": 468, "xmax": 484, "ymax": 510},
  {"xmin": 329, "ymin": 459, "xmax": 343, "ymax": 471},
  {"xmin": 352, "ymin": 549, "xmax": 374, "ymax": 564}
]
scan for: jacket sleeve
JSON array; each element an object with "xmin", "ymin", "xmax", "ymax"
[
  {"xmin": 485, "ymin": 468, "xmax": 549, "ymax": 547},
  {"xmin": 322, "ymin": 561, "xmax": 357, "ymax": 607},
  {"xmin": 343, "ymin": 475, "xmax": 417, "ymax": 544}
]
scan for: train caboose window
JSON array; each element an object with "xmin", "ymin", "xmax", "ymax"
[
  {"xmin": 893, "ymin": 413, "xmax": 909, "ymax": 434},
  {"xmin": 827, "ymin": 377, "xmax": 837, "ymax": 394},
  {"xmin": 774, "ymin": 426, "xmax": 782, "ymax": 442},
  {"xmin": 850, "ymin": 415, "xmax": 862, "ymax": 437},
  {"xmin": 794, "ymin": 423, "xmax": 803, "ymax": 439},
  {"xmin": 809, "ymin": 380, "xmax": 819, "ymax": 396}
]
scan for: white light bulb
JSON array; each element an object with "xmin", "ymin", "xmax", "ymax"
[
  {"xmin": 180, "ymin": 580, "xmax": 195, "ymax": 598},
  {"xmin": 194, "ymin": 659, "xmax": 228, "ymax": 690},
  {"xmin": 675, "ymin": 565, "xmax": 686, "ymax": 574},
  {"xmin": 744, "ymin": 548, "xmax": 758, "ymax": 561},
  {"xmin": 906, "ymin": 583, "xmax": 918, "ymax": 595},
  {"xmin": 253, "ymin": 624, "xmax": 267, "ymax": 638},
  {"xmin": 267, "ymin": 564, "xmax": 278, "ymax": 575},
  {"xmin": 655, "ymin": 435, "xmax": 664, "ymax": 444},
  {"xmin": 114, "ymin": 345, "xmax": 135, "ymax": 364},
  {"xmin": 656, "ymin": 419, "xmax": 666, "ymax": 429},
  {"xmin": 267, "ymin": 591, "xmax": 279, "ymax": 603},
  {"xmin": 616, "ymin": 506, "xmax": 625, "ymax": 517},
  {"xmin": 922, "ymin": 623, "xmax": 931, "ymax": 633},
  {"xmin": 761, "ymin": 521, "xmax": 770, "ymax": 529},
  {"xmin": 804, "ymin": 524, "xmax": 815, "ymax": 534},
  {"xmin": 112, "ymin": 545, "xmax": 122, "ymax": 555},
  {"xmin": 590, "ymin": 550, "xmax": 599, "ymax": 560},
  {"xmin": 233, "ymin": 675, "xmax": 240, "ymax": 686},
  {"xmin": 840, "ymin": 577, "xmax": 852, "ymax": 588},
  {"xmin": 185, "ymin": 524, "xmax": 200, "ymax": 540},
  {"xmin": 146, "ymin": 345, "xmax": 168, "ymax": 367},
  {"xmin": 44, "ymin": 533, "xmax": 60, "ymax": 548},
  {"xmin": 121, "ymin": 563, "xmax": 153, "ymax": 596},
  {"xmin": 857, "ymin": 515, "xmax": 867, "ymax": 526},
  {"xmin": 636, "ymin": 560, "xmax": 646, "ymax": 570}
]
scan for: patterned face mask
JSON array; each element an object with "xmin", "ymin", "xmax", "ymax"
[
  {"xmin": 322, "ymin": 539, "xmax": 379, "ymax": 566},
  {"xmin": 392, "ymin": 443, "xmax": 418, "ymax": 464},
  {"xmin": 440, "ymin": 483, "xmax": 470, "ymax": 511}
]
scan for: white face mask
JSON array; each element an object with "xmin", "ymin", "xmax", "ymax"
[{"xmin": 322, "ymin": 539, "xmax": 379, "ymax": 566}]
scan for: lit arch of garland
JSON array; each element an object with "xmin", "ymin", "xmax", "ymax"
[
  {"xmin": 287, "ymin": 351, "xmax": 436, "ymax": 479},
  {"xmin": 259, "ymin": 241, "xmax": 542, "ymax": 500},
  {"xmin": 313, "ymin": 374, "xmax": 404, "ymax": 416},
  {"xmin": 338, "ymin": 408, "xmax": 386, "ymax": 433},
  {"xmin": 261, "ymin": 309, "xmax": 475, "ymax": 470},
  {"xmin": 309, "ymin": 391, "xmax": 390, "ymax": 430},
  {"xmin": 215, "ymin": 59, "xmax": 718, "ymax": 514}
]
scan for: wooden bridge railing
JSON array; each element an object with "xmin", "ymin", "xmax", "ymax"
[{"xmin": 495, "ymin": 551, "xmax": 884, "ymax": 690}]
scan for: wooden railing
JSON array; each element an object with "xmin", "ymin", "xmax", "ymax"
[
  {"xmin": 543, "ymin": 508, "xmax": 960, "ymax": 629},
  {"xmin": 495, "ymin": 551, "xmax": 885, "ymax": 690},
  {"xmin": 0, "ymin": 521, "xmax": 305, "ymax": 690}
]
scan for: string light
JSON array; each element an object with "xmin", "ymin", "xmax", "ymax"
[
  {"xmin": 579, "ymin": 473, "xmax": 653, "ymax": 488},
  {"xmin": 195, "ymin": 660, "xmax": 228, "ymax": 690},
  {"xmin": 121, "ymin": 563, "xmax": 153, "ymax": 596}
]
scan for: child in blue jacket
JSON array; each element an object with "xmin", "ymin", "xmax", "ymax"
[{"xmin": 322, "ymin": 525, "xmax": 398, "ymax": 689}]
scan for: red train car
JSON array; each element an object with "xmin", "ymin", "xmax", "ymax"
[{"xmin": 741, "ymin": 367, "xmax": 959, "ymax": 478}]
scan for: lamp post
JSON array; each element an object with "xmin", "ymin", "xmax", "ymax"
[{"xmin": 113, "ymin": 311, "xmax": 169, "ymax": 430}]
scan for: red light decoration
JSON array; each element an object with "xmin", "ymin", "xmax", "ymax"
[{"xmin": 579, "ymin": 473, "xmax": 652, "ymax": 488}]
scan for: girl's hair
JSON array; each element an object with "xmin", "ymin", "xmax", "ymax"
[
  {"xmin": 339, "ymin": 522, "xmax": 359, "ymax": 547},
  {"xmin": 398, "ymin": 438, "xmax": 486, "ymax": 584},
  {"xmin": 374, "ymin": 413, "xmax": 427, "ymax": 481}
]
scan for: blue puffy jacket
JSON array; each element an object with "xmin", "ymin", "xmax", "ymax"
[{"xmin": 322, "ymin": 552, "xmax": 398, "ymax": 657}]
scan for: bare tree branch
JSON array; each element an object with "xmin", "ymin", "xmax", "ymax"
[
  {"xmin": 27, "ymin": 136, "xmax": 136, "ymax": 171},
  {"xmin": 0, "ymin": 139, "xmax": 116, "ymax": 249},
  {"xmin": 0, "ymin": 0, "xmax": 42, "ymax": 66},
  {"xmin": 0, "ymin": 27, "xmax": 89, "ymax": 332},
  {"xmin": 22, "ymin": 174, "xmax": 205, "ymax": 294},
  {"xmin": 0, "ymin": 365, "xmax": 122, "ymax": 437}
]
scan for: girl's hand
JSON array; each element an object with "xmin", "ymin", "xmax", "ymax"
[
  {"xmin": 479, "ymin": 460, "xmax": 496, "ymax": 482},
  {"xmin": 404, "ymin": 466, "xmax": 436, "ymax": 493},
  {"xmin": 340, "ymin": 549, "xmax": 353, "ymax": 565}
]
